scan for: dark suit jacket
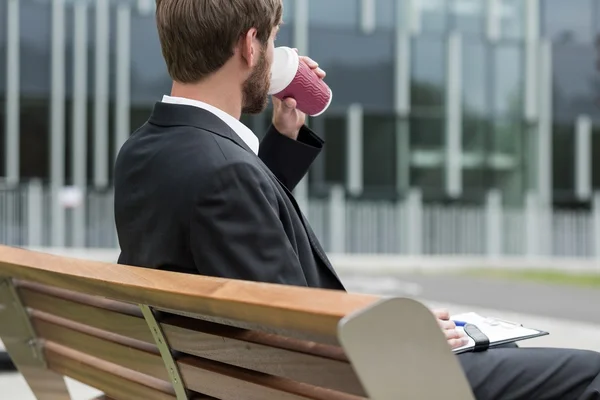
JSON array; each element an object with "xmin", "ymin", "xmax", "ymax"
[{"xmin": 114, "ymin": 102, "xmax": 345, "ymax": 290}]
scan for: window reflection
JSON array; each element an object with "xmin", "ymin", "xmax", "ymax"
[
  {"xmin": 0, "ymin": 0, "xmax": 6, "ymax": 177},
  {"xmin": 376, "ymin": 0, "xmax": 396, "ymax": 30},
  {"xmin": 493, "ymin": 45, "xmax": 523, "ymax": 118},
  {"xmin": 411, "ymin": 38, "xmax": 446, "ymax": 110},
  {"xmin": 309, "ymin": 0, "xmax": 359, "ymax": 27},
  {"xmin": 543, "ymin": 0, "xmax": 594, "ymax": 44},
  {"xmin": 462, "ymin": 39, "xmax": 489, "ymax": 117},
  {"xmin": 322, "ymin": 114, "xmax": 347, "ymax": 185},
  {"xmin": 499, "ymin": 0, "xmax": 524, "ymax": 39},
  {"xmin": 282, "ymin": 0, "xmax": 293, "ymax": 24},
  {"xmin": 553, "ymin": 123, "xmax": 576, "ymax": 198},
  {"xmin": 593, "ymin": 127, "xmax": 600, "ymax": 191},
  {"xmin": 20, "ymin": 0, "xmax": 52, "ymax": 180},
  {"xmin": 451, "ymin": 0, "xmax": 485, "ymax": 35},
  {"xmin": 552, "ymin": 43, "xmax": 597, "ymax": 123},
  {"xmin": 410, "ymin": 115, "xmax": 444, "ymax": 197},
  {"xmin": 363, "ymin": 114, "xmax": 395, "ymax": 190},
  {"xmin": 130, "ymin": 10, "xmax": 171, "ymax": 131},
  {"xmin": 416, "ymin": 0, "xmax": 448, "ymax": 33},
  {"xmin": 309, "ymin": 29, "xmax": 394, "ymax": 111}
]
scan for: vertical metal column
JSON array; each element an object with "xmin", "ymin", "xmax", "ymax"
[
  {"xmin": 346, "ymin": 104, "xmax": 364, "ymax": 196},
  {"xmin": 27, "ymin": 179, "xmax": 43, "ymax": 247},
  {"xmin": 594, "ymin": 193, "xmax": 600, "ymax": 261},
  {"xmin": 115, "ymin": 4, "xmax": 131, "ymax": 159},
  {"xmin": 50, "ymin": 0, "xmax": 66, "ymax": 247},
  {"xmin": 5, "ymin": 0, "xmax": 20, "ymax": 185},
  {"xmin": 94, "ymin": 0, "xmax": 110, "ymax": 188},
  {"xmin": 72, "ymin": 0, "xmax": 89, "ymax": 247},
  {"xmin": 360, "ymin": 0, "xmax": 376, "ymax": 34},
  {"xmin": 486, "ymin": 0, "xmax": 501, "ymax": 42},
  {"xmin": 486, "ymin": 190, "xmax": 503, "ymax": 258},
  {"xmin": 329, "ymin": 185, "xmax": 346, "ymax": 254},
  {"xmin": 575, "ymin": 115, "xmax": 592, "ymax": 201},
  {"xmin": 524, "ymin": 0, "xmax": 540, "ymax": 123},
  {"xmin": 445, "ymin": 32, "xmax": 463, "ymax": 198},
  {"xmin": 395, "ymin": 0, "xmax": 413, "ymax": 194},
  {"xmin": 537, "ymin": 41, "xmax": 552, "ymax": 207},
  {"xmin": 406, "ymin": 189, "xmax": 423, "ymax": 256},
  {"xmin": 293, "ymin": 0, "xmax": 309, "ymax": 213}
]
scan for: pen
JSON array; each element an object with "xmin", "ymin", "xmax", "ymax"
[{"xmin": 453, "ymin": 320, "xmax": 468, "ymax": 327}]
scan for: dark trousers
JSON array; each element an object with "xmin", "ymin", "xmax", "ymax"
[{"xmin": 458, "ymin": 345, "xmax": 600, "ymax": 399}]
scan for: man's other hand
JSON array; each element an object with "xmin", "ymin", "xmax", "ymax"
[
  {"xmin": 433, "ymin": 308, "xmax": 469, "ymax": 350},
  {"xmin": 272, "ymin": 52, "xmax": 325, "ymax": 140}
]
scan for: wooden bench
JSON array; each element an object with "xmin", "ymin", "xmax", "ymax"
[{"xmin": 0, "ymin": 245, "xmax": 474, "ymax": 399}]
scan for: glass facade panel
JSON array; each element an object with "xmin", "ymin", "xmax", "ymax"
[
  {"xmin": 322, "ymin": 114, "xmax": 347, "ymax": 185},
  {"xmin": 376, "ymin": 0, "xmax": 396, "ymax": 30},
  {"xmin": 20, "ymin": 0, "xmax": 52, "ymax": 180},
  {"xmin": 411, "ymin": 38, "xmax": 446, "ymax": 111},
  {"xmin": 552, "ymin": 43, "xmax": 597, "ymax": 124},
  {"xmin": 451, "ymin": 0, "xmax": 485, "ymax": 35},
  {"xmin": 0, "ymin": 0, "xmax": 6, "ymax": 177},
  {"xmin": 363, "ymin": 114, "xmax": 396, "ymax": 191},
  {"xmin": 416, "ymin": 0, "xmax": 449, "ymax": 33},
  {"xmin": 309, "ymin": 24, "xmax": 394, "ymax": 112},
  {"xmin": 552, "ymin": 122, "xmax": 576, "ymax": 200},
  {"xmin": 282, "ymin": 0, "xmax": 293, "ymax": 24},
  {"xmin": 463, "ymin": 39, "xmax": 489, "ymax": 117},
  {"xmin": 493, "ymin": 45, "xmax": 523, "ymax": 118},
  {"xmin": 543, "ymin": 0, "xmax": 595, "ymax": 44},
  {"xmin": 499, "ymin": 0, "xmax": 525, "ymax": 39},
  {"xmin": 309, "ymin": 0, "xmax": 359, "ymax": 27},
  {"xmin": 130, "ymin": 9, "xmax": 171, "ymax": 133},
  {"xmin": 593, "ymin": 127, "xmax": 600, "ymax": 191}
]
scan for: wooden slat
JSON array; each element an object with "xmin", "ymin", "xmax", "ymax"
[
  {"xmin": 32, "ymin": 309, "xmax": 365, "ymax": 400},
  {"xmin": 19, "ymin": 286, "xmax": 154, "ymax": 343},
  {"xmin": 162, "ymin": 316, "xmax": 366, "ymax": 396},
  {"xmin": 0, "ymin": 245, "xmax": 379, "ymax": 336},
  {"xmin": 20, "ymin": 283, "xmax": 366, "ymax": 395},
  {"xmin": 31, "ymin": 310, "xmax": 169, "ymax": 382},
  {"xmin": 44, "ymin": 341, "xmax": 177, "ymax": 400}
]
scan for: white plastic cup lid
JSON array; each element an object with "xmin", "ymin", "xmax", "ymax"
[{"xmin": 268, "ymin": 46, "xmax": 300, "ymax": 95}]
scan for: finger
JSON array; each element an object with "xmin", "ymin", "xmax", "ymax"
[
  {"xmin": 444, "ymin": 329, "xmax": 463, "ymax": 341},
  {"xmin": 293, "ymin": 48, "xmax": 299, "ymax": 53},
  {"xmin": 433, "ymin": 309, "xmax": 450, "ymax": 320},
  {"xmin": 448, "ymin": 338, "xmax": 469, "ymax": 350},
  {"xmin": 438, "ymin": 319, "xmax": 456, "ymax": 330},
  {"xmin": 283, "ymin": 97, "xmax": 297, "ymax": 109},
  {"xmin": 314, "ymin": 68, "xmax": 326, "ymax": 79},
  {"xmin": 300, "ymin": 56, "xmax": 319, "ymax": 69}
]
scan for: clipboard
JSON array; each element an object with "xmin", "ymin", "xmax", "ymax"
[{"xmin": 451, "ymin": 312, "xmax": 549, "ymax": 354}]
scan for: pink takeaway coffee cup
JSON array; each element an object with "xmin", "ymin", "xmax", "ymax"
[{"xmin": 268, "ymin": 47, "xmax": 333, "ymax": 117}]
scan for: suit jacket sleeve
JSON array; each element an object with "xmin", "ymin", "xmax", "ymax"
[
  {"xmin": 189, "ymin": 161, "xmax": 308, "ymax": 286},
  {"xmin": 258, "ymin": 124, "xmax": 324, "ymax": 191}
]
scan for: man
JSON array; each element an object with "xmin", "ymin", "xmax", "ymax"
[{"xmin": 114, "ymin": 0, "xmax": 600, "ymax": 399}]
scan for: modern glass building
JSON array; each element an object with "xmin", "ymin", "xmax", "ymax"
[{"xmin": 1, "ymin": 0, "xmax": 600, "ymax": 210}]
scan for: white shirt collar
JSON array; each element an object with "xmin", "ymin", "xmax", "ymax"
[{"xmin": 161, "ymin": 95, "xmax": 259, "ymax": 155}]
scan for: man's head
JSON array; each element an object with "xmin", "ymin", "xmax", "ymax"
[{"xmin": 156, "ymin": 0, "xmax": 283, "ymax": 114}]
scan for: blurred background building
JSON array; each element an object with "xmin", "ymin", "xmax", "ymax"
[{"xmin": 1, "ymin": 0, "xmax": 600, "ymax": 259}]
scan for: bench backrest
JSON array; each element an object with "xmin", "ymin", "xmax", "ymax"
[{"xmin": 0, "ymin": 246, "xmax": 474, "ymax": 399}]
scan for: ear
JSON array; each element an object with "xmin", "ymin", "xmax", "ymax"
[{"xmin": 240, "ymin": 28, "xmax": 258, "ymax": 68}]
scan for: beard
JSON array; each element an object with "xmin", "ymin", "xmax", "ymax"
[{"xmin": 241, "ymin": 46, "xmax": 271, "ymax": 114}]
